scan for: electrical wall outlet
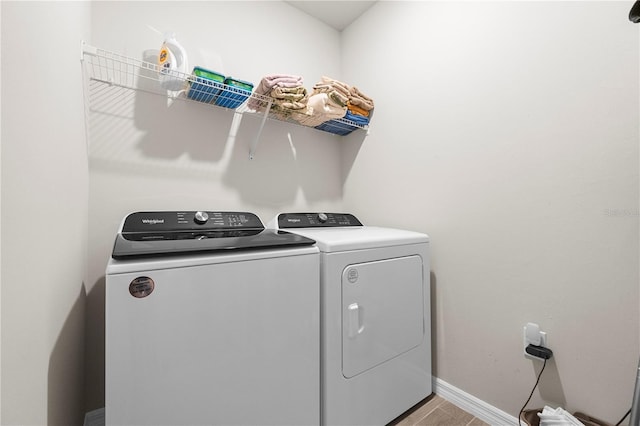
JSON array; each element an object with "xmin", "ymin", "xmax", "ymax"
[{"xmin": 523, "ymin": 323, "xmax": 548, "ymax": 360}]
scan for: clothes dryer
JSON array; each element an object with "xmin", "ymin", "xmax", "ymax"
[
  {"xmin": 105, "ymin": 211, "xmax": 320, "ymax": 426},
  {"xmin": 271, "ymin": 212, "xmax": 432, "ymax": 426}
]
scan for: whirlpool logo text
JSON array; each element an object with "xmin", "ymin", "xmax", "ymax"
[{"xmin": 141, "ymin": 219, "xmax": 165, "ymax": 225}]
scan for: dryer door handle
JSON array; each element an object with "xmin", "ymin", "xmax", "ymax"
[{"xmin": 347, "ymin": 303, "xmax": 365, "ymax": 338}]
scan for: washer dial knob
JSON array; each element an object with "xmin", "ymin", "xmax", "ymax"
[
  {"xmin": 194, "ymin": 211, "xmax": 209, "ymax": 225},
  {"xmin": 317, "ymin": 213, "xmax": 328, "ymax": 223}
]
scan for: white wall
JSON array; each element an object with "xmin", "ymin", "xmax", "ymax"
[
  {"xmin": 1, "ymin": 1, "xmax": 638, "ymax": 424},
  {"xmin": 84, "ymin": 1, "xmax": 349, "ymax": 411},
  {"xmin": 342, "ymin": 1, "xmax": 639, "ymax": 421},
  {"xmin": 1, "ymin": 2, "xmax": 90, "ymax": 425}
]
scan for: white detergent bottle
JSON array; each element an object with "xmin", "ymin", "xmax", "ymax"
[{"xmin": 158, "ymin": 32, "xmax": 188, "ymax": 91}]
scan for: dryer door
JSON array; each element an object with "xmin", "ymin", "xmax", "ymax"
[{"xmin": 342, "ymin": 255, "xmax": 424, "ymax": 378}]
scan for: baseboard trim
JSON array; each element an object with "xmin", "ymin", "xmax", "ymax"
[
  {"xmin": 433, "ymin": 376, "xmax": 518, "ymax": 425},
  {"xmin": 88, "ymin": 380, "xmax": 514, "ymax": 426}
]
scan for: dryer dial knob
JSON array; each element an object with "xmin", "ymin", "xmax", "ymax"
[
  {"xmin": 317, "ymin": 213, "xmax": 328, "ymax": 223},
  {"xmin": 194, "ymin": 211, "xmax": 209, "ymax": 225}
]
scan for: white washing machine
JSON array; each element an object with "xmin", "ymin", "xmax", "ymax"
[
  {"xmin": 105, "ymin": 211, "xmax": 320, "ymax": 426},
  {"xmin": 271, "ymin": 212, "xmax": 432, "ymax": 426}
]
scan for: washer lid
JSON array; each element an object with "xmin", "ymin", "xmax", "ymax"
[
  {"xmin": 111, "ymin": 211, "xmax": 316, "ymax": 259},
  {"xmin": 282, "ymin": 226, "xmax": 429, "ymax": 252}
]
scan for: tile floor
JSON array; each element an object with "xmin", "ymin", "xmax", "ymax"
[{"xmin": 389, "ymin": 394, "xmax": 490, "ymax": 426}]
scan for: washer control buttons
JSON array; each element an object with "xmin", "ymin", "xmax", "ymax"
[
  {"xmin": 318, "ymin": 213, "xmax": 328, "ymax": 223},
  {"xmin": 194, "ymin": 211, "xmax": 209, "ymax": 225}
]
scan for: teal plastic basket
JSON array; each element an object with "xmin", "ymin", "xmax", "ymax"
[
  {"xmin": 214, "ymin": 77, "xmax": 254, "ymax": 109},
  {"xmin": 187, "ymin": 67, "xmax": 225, "ymax": 103}
]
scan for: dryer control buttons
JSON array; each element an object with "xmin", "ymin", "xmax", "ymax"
[
  {"xmin": 318, "ymin": 213, "xmax": 328, "ymax": 223},
  {"xmin": 194, "ymin": 211, "xmax": 209, "ymax": 225}
]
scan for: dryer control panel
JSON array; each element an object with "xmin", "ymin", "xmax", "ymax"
[{"xmin": 278, "ymin": 213, "xmax": 363, "ymax": 228}]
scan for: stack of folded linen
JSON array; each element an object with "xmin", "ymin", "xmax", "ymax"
[
  {"xmin": 295, "ymin": 76, "xmax": 349, "ymax": 127},
  {"xmin": 345, "ymin": 86, "xmax": 374, "ymax": 124},
  {"xmin": 247, "ymin": 74, "xmax": 308, "ymax": 119},
  {"xmin": 308, "ymin": 77, "xmax": 374, "ymax": 135},
  {"xmin": 312, "ymin": 76, "xmax": 351, "ymax": 105},
  {"xmin": 247, "ymin": 74, "xmax": 374, "ymax": 135},
  {"xmin": 269, "ymin": 85, "xmax": 309, "ymax": 120}
]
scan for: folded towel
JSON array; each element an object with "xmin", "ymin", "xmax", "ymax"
[
  {"xmin": 313, "ymin": 83, "xmax": 351, "ymax": 101},
  {"xmin": 269, "ymin": 105, "xmax": 305, "ymax": 121},
  {"xmin": 316, "ymin": 76, "xmax": 351, "ymax": 97},
  {"xmin": 347, "ymin": 103, "xmax": 370, "ymax": 117},
  {"xmin": 257, "ymin": 74, "xmax": 303, "ymax": 93},
  {"xmin": 271, "ymin": 86, "xmax": 308, "ymax": 112},
  {"xmin": 270, "ymin": 86, "xmax": 308, "ymax": 102},
  {"xmin": 310, "ymin": 76, "xmax": 352, "ymax": 111},
  {"xmin": 349, "ymin": 86, "xmax": 374, "ymax": 111},
  {"xmin": 343, "ymin": 110, "xmax": 370, "ymax": 126},
  {"xmin": 312, "ymin": 87, "xmax": 348, "ymax": 107},
  {"xmin": 267, "ymin": 88, "xmax": 309, "ymax": 120},
  {"xmin": 327, "ymin": 90, "xmax": 349, "ymax": 107},
  {"xmin": 247, "ymin": 74, "xmax": 304, "ymax": 110},
  {"xmin": 295, "ymin": 92, "xmax": 347, "ymax": 127},
  {"xmin": 313, "ymin": 81, "xmax": 349, "ymax": 94},
  {"xmin": 272, "ymin": 99, "xmax": 307, "ymax": 110}
]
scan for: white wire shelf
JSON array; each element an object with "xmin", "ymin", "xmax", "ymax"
[{"xmin": 80, "ymin": 42, "xmax": 369, "ymax": 158}]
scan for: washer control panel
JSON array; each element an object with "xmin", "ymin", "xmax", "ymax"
[
  {"xmin": 112, "ymin": 211, "xmax": 317, "ymax": 258},
  {"xmin": 278, "ymin": 213, "xmax": 363, "ymax": 228},
  {"xmin": 121, "ymin": 211, "xmax": 264, "ymax": 240}
]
